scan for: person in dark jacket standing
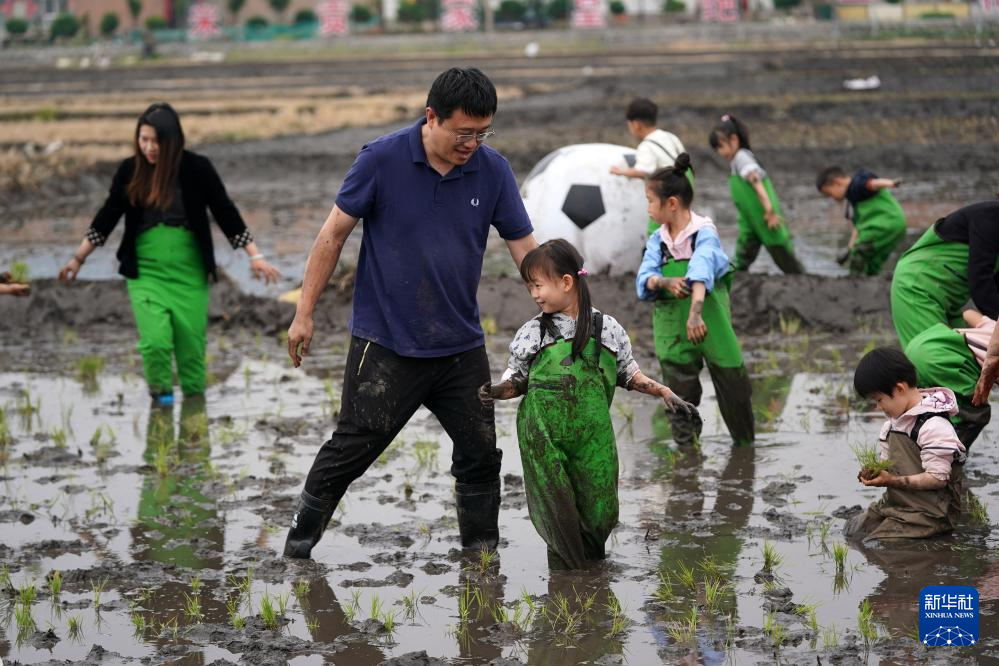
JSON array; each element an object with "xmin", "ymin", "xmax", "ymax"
[
  {"xmin": 284, "ymin": 68, "xmax": 538, "ymax": 559},
  {"xmin": 59, "ymin": 103, "xmax": 279, "ymax": 406}
]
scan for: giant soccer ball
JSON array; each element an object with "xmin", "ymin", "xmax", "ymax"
[{"xmin": 520, "ymin": 143, "xmax": 649, "ymax": 275}]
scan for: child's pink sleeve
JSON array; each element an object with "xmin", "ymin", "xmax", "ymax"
[
  {"xmin": 877, "ymin": 422, "xmax": 891, "ymax": 461},
  {"xmin": 917, "ymin": 418, "xmax": 966, "ymax": 482}
]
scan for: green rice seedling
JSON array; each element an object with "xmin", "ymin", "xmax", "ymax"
[
  {"xmin": 818, "ymin": 521, "xmax": 831, "ymax": 548},
  {"xmin": 412, "ymin": 439, "xmax": 439, "ymax": 470},
  {"xmin": 50, "ymin": 427, "xmax": 68, "ymax": 449},
  {"xmin": 654, "ymin": 570, "xmax": 675, "ymax": 603},
  {"xmin": 131, "ymin": 608, "xmax": 146, "ymax": 636},
  {"xmin": 966, "ymin": 491, "xmax": 990, "ymax": 526},
  {"xmin": 401, "ymin": 588, "xmax": 421, "ymax": 620},
  {"xmin": 342, "ymin": 597, "xmax": 357, "ymax": 623},
  {"xmin": 183, "ymin": 591, "xmax": 202, "ymax": 621},
  {"xmin": 154, "ymin": 437, "xmax": 174, "ymax": 477},
  {"xmin": 305, "ymin": 616, "xmax": 320, "ymax": 633},
  {"xmin": 605, "ymin": 593, "xmax": 627, "ymax": 637},
  {"xmin": 457, "ymin": 584, "xmax": 472, "ymax": 624},
  {"xmin": 14, "ymin": 601, "xmax": 35, "ymax": 635},
  {"xmin": 47, "ymin": 570, "xmax": 62, "ymax": 598},
  {"xmin": 852, "ymin": 443, "xmax": 893, "ymax": 480},
  {"xmin": 9, "ymin": 261, "xmax": 29, "ymax": 284},
  {"xmin": 382, "ymin": 608, "xmax": 397, "ymax": 635},
  {"xmin": 831, "ymin": 541, "xmax": 849, "ymax": 574},
  {"xmin": 0, "ymin": 408, "xmax": 12, "ymax": 455},
  {"xmin": 161, "ymin": 615, "xmax": 179, "ymax": 639},
  {"xmin": 764, "ymin": 610, "xmax": 788, "ymax": 649},
  {"xmin": 190, "ymin": 575, "xmax": 202, "ymax": 596},
  {"xmin": 91, "ymin": 577, "xmax": 107, "ymax": 610},
  {"xmin": 259, "ymin": 592, "xmax": 278, "ymax": 629},
  {"xmin": 833, "ymin": 571, "xmax": 850, "ymax": 595},
  {"xmin": 0, "ymin": 563, "xmax": 12, "ymax": 592},
  {"xmin": 675, "ymin": 561, "xmax": 697, "ymax": 591},
  {"xmin": 67, "ymin": 614, "xmax": 84, "ymax": 640},
  {"xmin": 75, "ymin": 356, "xmax": 105, "ymax": 388},
  {"xmin": 666, "ymin": 607, "xmax": 697, "ymax": 645},
  {"xmin": 16, "ymin": 389, "xmax": 40, "ymax": 430},
  {"xmin": 703, "ymin": 578, "xmax": 730, "ymax": 615},
  {"xmin": 370, "ymin": 593, "xmax": 383, "ymax": 621},
  {"xmin": 698, "ymin": 556, "xmax": 726, "ymax": 582},
  {"xmin": 761, "ymin": 540, "xmax": 783, "ymax": 572},
  {"xmin": 293, "ymin": 579, "xmax": 310, "ymax": 606},
  {"xmin": 779, "ymin": 313, "xmax": 801, "ymax": 337},
  {"xmin": 19, "ymin": 581, "xmax": 37, "ymax": 607},
  {"xmin": 858, "ymin": 599, "xmax": 878, "ymax": 648},
  {"xmin": 276, "ymin": 591, "xmax": 290, "ymax": 617},
  {"xmin": 478, "ymin": 547, "xmax": 497, "ymax": 575}
]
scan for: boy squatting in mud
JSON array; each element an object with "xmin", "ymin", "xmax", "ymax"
[{"xmin": 846, "ymin": 347, "xmax": 966, "ymax": 542}]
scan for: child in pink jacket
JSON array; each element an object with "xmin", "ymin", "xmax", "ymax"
[{"xmin": 846, "ymin": 347, "xmax": 966, "ymax": 541}]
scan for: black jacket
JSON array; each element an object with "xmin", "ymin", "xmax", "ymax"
[
  {"xmin": 86, "ymin": 150, "xmax": 253, "ymax": 281},
  {"xmin": 935, "ymin": 200, "xmax": 999, "ymax": 318}
]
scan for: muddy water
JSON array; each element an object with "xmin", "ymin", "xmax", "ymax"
[{"xmin": 2, "ymin": 328, "xmax": 997, "ymax": 665}]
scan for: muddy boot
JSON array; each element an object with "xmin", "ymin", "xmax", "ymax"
[
  {"xmin": 283, "ymin": 491, "xmax": 335, "ymax": 559},
  {"xmin": 455, "ymin": 480, "xmax": 500, "ymax": 551}
]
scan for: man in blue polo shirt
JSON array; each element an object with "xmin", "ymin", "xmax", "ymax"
[{"xmin": 283, "ymin": 68, "xmax": 538, "ymax": 559}]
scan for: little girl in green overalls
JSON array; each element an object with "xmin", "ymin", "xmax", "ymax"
[
  {"xmin": 637, "ymin": 154, "xmax": 755, "ymax": 446},
  {"xmin": 709, "ymin": 114, "xmax": 804, "ymax": 274},
  {"xmin": 479, "ymin": 239, "xmax": 696, "ymax": 570}
]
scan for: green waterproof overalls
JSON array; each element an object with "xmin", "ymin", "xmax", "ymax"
[
  {"xmin": 890, "ymin": 221, "xmax": 999, "ymax": 348},
  {"xmin": 849, "ymin": 189, "xmax": 907, "ymax": 276},
  {"xmin": 654, "ymin": 235, "xmax": 755, "ymax": 446},
  {"xmin": 845, "ymin": 413, "xmax": 964, "ymax": 542},
  {"xmin": 516, "ymin": 313, "xmax": 620, "ymax": 570},
  {"xmin": 729, "ymin": 173, "xmax": 803, "ymax": 274},
  {"xmin": 126, "ymin": 224, "xmax": 210, "ymax": 396},
  {"xmin": 905, "ymin": 324, "xmax": 992, "ymax": 448}
]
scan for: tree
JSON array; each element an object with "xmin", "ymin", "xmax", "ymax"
[
  {"xmin": 268, "ymin": 0, "xmax": 290, "ymax": 23},
  {"xmin": 294, "ymin": 8, "xmax": 317, "ymax": 23},
  {"xmin": 545, "ymin": 0, "xmax": 570, "ymax": 20},
  {"xmin": 145, "ymin": 15, "xmax": 167, "ymax": 29},
  {"xmin": 100, "ymin": 12, "xmax": 120, "ymax": 36},
  {"xmin": 50, "ymin": 13, "xmax": 81, "ymax": 40},
  {"xmin": 496, "ymin": 0, "xmax": 526, "ymax": 21},
  {"xmin": 246, "ymin": 15, "xmax": 269, "ymax": 28},
  {"xmin": 5, "ymin": 17, "xmax": 29, "ymax": 35},
  {"xmin": 127, "ymin": 0, "xmax": 142, "ymax": 27},
  {"xmin": 349, "ymin": 3, "xmax": 373, "ymax": 21},
  {"xmin": 227, "ymin": 0, "xmax": 246, "ymax": 24}
]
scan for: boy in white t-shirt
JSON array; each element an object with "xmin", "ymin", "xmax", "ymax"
[
  {"xmin": 610, "ymin": 97, "xmax": 686, "ymax": 180},
  {"xmin": 610, "ymin": 97, "xmax": 689, "ymax": 235}
]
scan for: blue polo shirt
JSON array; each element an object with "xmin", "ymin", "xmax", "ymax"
[{"xmin": 335, "ymin": 118, "xmax": 533, "ymax": 357}]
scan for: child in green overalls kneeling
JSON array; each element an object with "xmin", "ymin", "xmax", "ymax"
[
  {"xmin": 846, "ymin": 348, "xmax": 966, "ymax": 542},
  {"xmin": 709, "ymin": 115, "xmax": 804, "ymax": 274},
  {"xmin": 637, "ymin": 154, "xmax": 755, "ymax": 446},
  {"xmin": 479, "ymin": 239, "xmax": 696, "ymax": 570},
  {"xmin": 816, "ymin": 166, "xmax": 906, "ymax": 276}
]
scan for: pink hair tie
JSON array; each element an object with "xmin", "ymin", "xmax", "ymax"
[
  {"xmin": 721, "ymin": 114, "xmax": 731, "ymax": 122},
  {"xmin": 577, "ymin": 268, "xmax": 589, "ymax": 277}
]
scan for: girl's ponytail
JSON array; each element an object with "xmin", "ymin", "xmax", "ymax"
[
  {"xmin": 648, "ymin": 152, "xmax": 695, "ymax": 207},
  {"xmin": 708, "ymin": 113, "xmax": 751, "ymax": 151}
]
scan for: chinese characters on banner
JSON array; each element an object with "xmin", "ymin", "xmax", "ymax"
[
  {"xmin": 441, "ymin": 0, "xmax": 479, "ymax": 31},
  {"xmin": 571, "ymin": 0, "xmax": 605, "ymax": 28},
  {"xmin": 982, "ymin": 0, "xmax": 998, "ymax": 13},
  {"xmin": 318, "ymin": 0, "xmax": 350, "ymax": 36},
  {"xmin": 701, "ymin": 0, "xmax": 738, "ymax": 23},
  {"xmin": 188, "ymin": 1, "xmax": 222, "ymax": 39}
]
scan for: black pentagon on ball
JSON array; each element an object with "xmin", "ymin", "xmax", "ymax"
[
  {"xmin": 561, "ymin": 184, "xmax": 605, "ymax": 230},
  {"xmin": 624, "ymin": 154, "xmax": 636, "ymax": 167}
]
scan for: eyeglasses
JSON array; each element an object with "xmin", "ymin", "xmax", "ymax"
[{"xmin": 441, "ymin": 125, "xmax": 496, "ymax": 145}]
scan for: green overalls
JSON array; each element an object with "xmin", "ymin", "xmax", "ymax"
[
  {"xmin": 729, "ymin": 173, "xmax": 803, "ymax": 274},
  {"xmin": 890, "ymin": 222, "xmax": 999, "ymax": 348},
  {"xmin": 905, "ymin": 324, "xmax": 992, "ymax": 448},
  {"xmin": 125, "ymin": 224, "xmax": 210, "ymax": 396},
  {"xmin": 516, "ymin": 313, "xmax": 619, "ymax": 570},
  {"xmin": 848, "ymin": 189, "xmax": 907, "ymax": 276},
  {"xmin": 845, "ymin": 413, "xmax": 964, "ymax": 541},
  {"xmin": 653, "ymin": 237, "xmax": 755, "ymax": 446}
]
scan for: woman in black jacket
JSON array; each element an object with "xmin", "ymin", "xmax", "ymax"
[{"xmin": 60, "ymin": 102, "xmax": 279, "ymax": 406}]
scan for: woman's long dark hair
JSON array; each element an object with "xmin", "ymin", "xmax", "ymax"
[
  {"xmin": 127, "ymin": 102, "xmax": 185, "ymax": 210},
  {"xmin": 648, "ymin": 152, "xmax": 695, "ymax": 207},
  {"xmin": 708, "ymin": 113, "xmax": 751, "ymax": 151},
  {"xmin": 519, "ymin": 239, "xmax": 593, "ymax": 360}
]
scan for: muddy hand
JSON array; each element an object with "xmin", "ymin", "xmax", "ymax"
[
  {"xmin": 59, "ymin": 258, "xmax": 82, "ymax": 282},
  {"xmin": 478, "ymin": 382, "xmax": 495, "ymax": 407},
  {"xmin": 686, "ymin": 314, "xmax": 707, "ymax": 344},
  {"xmin": 0, "ymin": 283, "xmax": 30, "ymax": 296},
  {"xmin": 287, "ymin": 314, "xmax": 313, "ymax": 368},
  {"xmin": 251, "ymin": 258, "xmax": 281, "ymax": 285},
  {"xmin": 662, "ymin": 389, "xmax": 697, "ymax": 418},
  {"xmin": 973, "ymin": 354, "xmax": 999, "ymax": 405}
]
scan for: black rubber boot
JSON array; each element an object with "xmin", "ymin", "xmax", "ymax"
[
  {"xmin": 455, "ymin": 480, "xmax": 500, "ymax": 551},
  {"xmin": 283, "ymin": 491, "xmax": 335, "ymax": 559}
]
